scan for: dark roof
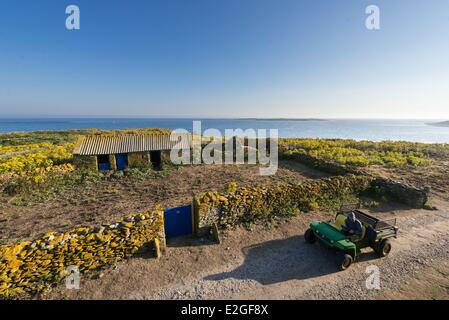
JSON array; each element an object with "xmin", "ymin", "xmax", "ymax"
[{"xmin": 73, "ymin": 134, "xmax": 192, "ymax": 155}]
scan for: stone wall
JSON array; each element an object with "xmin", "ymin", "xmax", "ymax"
[
  {"xmin": 72, "ymin": 154, "xmax": 97, "ymax": 170},
  {"xmin": 193, "ymin": 174, "xmax": 374, "ymax": 235},
  {"xmin": 371, "ymin": 178, "xmax": 430, "ymax": 208},
  {"xmin": 108, "ymin": 154, "xmax": 117, "ymax": 170},
  {"xmin": 161, "ymin": 150, "xmax": 171, "ymax": 162},
  {"xmin": 0, "ymin": 206, "xmax": 165, "ymax": 298},
  {"xmin": 281, "ymin": 151, "xmax": 360, "ymax": 176},
  {"xmin": 281, "ymin": 151, "xmax": 430, "ymax": 208},
  {"xmin": 128, "ymin": 152, "xmax": 150, "ymax": 167}
]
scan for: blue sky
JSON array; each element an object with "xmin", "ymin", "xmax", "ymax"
[{"xmin": 0, "ymin": 0, "xmax": 448, "ymax": 118}]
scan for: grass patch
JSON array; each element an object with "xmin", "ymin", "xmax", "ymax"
[{"xmin": 1, "ymin": 163, "xmax": 180, "ymax": 205}]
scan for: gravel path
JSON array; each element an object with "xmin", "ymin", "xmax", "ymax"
[
  {"xmin": 148, "ymin": 209, "xmax": 449, "ymax": 300},
  {"xmin": 45, "ymin": 202, "xmax": 449, "ymax": 300}
]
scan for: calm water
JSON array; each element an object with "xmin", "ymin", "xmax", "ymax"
[{"xmin": 1, "ymin": 118, "xmax": 449, "ymax": 143}]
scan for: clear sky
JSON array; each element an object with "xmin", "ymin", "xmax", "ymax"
[{"xmin": 0, "ymin": 0, "xmax": 448, "ymax": 118}]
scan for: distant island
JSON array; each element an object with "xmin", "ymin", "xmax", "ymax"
[
  {"xmin": 239, "ymin": 118, "xmax": 328, "ymax": 121},
  {"xmin": 428, "ymin": 121, "xmax": 449, "ymax": 127}
]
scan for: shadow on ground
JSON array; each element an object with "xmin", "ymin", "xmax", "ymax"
[
  {"xmin": 204, "ymin": 235, "xmax": 379, "ymax": 285},
  {"xmin": 131, "ymin": 234, "xmax": 216, "ymax": 261},
  {"xmin": 166, "ymin": 234, "xmax": 216, "ymax": 248}
]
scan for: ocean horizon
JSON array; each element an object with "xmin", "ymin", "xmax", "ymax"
[{"xmin": 1, "ymin": 118, "xmax": 449, "ymax": 143}]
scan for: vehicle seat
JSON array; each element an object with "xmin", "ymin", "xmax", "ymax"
[
  {"xmin": 332, "ymin": 214, "xmax": 347, "ymax": 230},
  {"xmin": 360, "ymin": 225, "xmax": 367, "ymax": 239}
]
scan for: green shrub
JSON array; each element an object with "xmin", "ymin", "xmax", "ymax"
[{"xmin": 280, "ymin": 138, "xmax": 435, "ymax": 167}]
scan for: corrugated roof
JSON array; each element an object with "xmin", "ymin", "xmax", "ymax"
[{"xmin": 73, "ymin": 134, "xmax": 192, "ymax": 155}]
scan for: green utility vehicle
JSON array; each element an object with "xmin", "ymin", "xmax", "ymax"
[{"xmin": 304, "ymin": 204, "xmax": 398, "ymax": 270}]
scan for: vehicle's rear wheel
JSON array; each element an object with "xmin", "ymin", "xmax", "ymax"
[
  {"xmin": 338, "ymin": 253, "xmax": 353, "ymax": 270},
  {"xmin": 376, "ymin": 239, "xmax": 392, "ymax": 257},
  {"xmin": 304, "ymin": 229, "xmax": 316, "ymax": 244}
]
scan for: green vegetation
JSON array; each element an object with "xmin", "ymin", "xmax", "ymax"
[
  {"xmin": 195, "ymin": 175, "xmax": 374, "ymax": 230},
  {"xmin": 280, "ymin": 138, "xmax": 441, "ymax": 167},
  {"xmin": 0, "ymin": 131, "xmax": 78, "ymax": 146},
  {"xmin": 0, "ymin": 129, "xmax": 177, "ymax": 203},
  {"xmin": 0, "ymin": 144, "xmax": 74, "ymax": 174},
  {"xmin": 1, "ymin": 162, "xmax": 180, "ymax": 206},
  {"xmin": 1, "ymin": 130, "xmax": 445, "ymax": 206},
  {"xmin": 0, "ymin": 128, "xmax": 171, "ymax": 146},
  {"xmin": 82, "ymin": 128, "xmax": 171, "ymax": 136},
  {"xmin": 4, "ymin": 167, "xmax": 161, "ymax": 204}
]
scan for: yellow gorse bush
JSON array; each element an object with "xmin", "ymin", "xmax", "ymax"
[
  {"xmin": 280, "ymin": 138, "xmax": 432, "ymax": 167},
  {"xmin": 0, "ymin": 143, "xmax": 74, "ymax": 174},
  {"xmin": 11, "ymin": 164, "xmax": 75, "ymax": 185},
  {"xmin": 0, "ymin": 142, "xmax": 53, "ymax": 155}
]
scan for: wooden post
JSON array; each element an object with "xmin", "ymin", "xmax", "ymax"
[{"xmin": 154, "ymin": 239, "xmax": 162, "ymax": 259}]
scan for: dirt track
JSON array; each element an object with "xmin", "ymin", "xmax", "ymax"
[{"xmin": 45, "ymin": 198, "xmax": 449, "ymax": 300}]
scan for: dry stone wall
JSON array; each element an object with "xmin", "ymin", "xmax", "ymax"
[
  {"xmin": 282, "ymin": 151, "xmax": 430, "ymax": 208},
  {"xmin": 0, "ymin": 206, "xmax": 165, "ymax": 298},
  {"xmin": 194, "ymin": 174, "xmax": 373, "ymax": 235},
  {"xmin": 128, "ymin": 152, "xmax": 150, "ymax": 167},
  {"xmin": 72, "ymin": 154, "xmax": 97, "ymax": 170}
]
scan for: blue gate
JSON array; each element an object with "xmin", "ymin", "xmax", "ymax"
[
  {"xmin": 164, "ymin": 205, "xmax": 193, "ymax": 238},
  {"xmin": 98, "ymin": 163, "xmax": 110, "ymax": 171},
  {"xmin": 115, "ymin": 153, "xmax": 128, "ymax": 170}
]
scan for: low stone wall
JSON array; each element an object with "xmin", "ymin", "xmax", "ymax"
[
  {"xmin": 281, "ymin": 151, "xmax": 430, "ymax": 208},
  {"xmin": 371, "ymin": 178, "xmax": 430, "ymax": 208},
  {"xmin": 193, "ymin": 174, "xmax": 374, "ymax": 234},
  {"xmin": 161, "ymin": 150, "xmax": 171, "ymax": 162},
  {"xmin": 0, "ymin": 206, "xmax": 165, "ymax": 298},
  {"xmin": 128, "ymin": 152, "xmax": 150, "ymax": 167},
  {"xmin": 281, "ymin": 151, "xmax": 361, "ymax": 176},
  {"xmin": 72, "ymin": 154, "xmax": 97, "ymax": 170}
]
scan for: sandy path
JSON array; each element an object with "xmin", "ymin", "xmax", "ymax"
[
  {"xmin": 45, "ymin": 199, "xmax": 449, "ymax": 300},
  {"xmin": 147, "ymin": 208, "xmax": 449, "ymax": 300}
]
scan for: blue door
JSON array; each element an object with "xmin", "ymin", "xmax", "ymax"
[
  {"xmin": 98, "ymin": 162, "xmax": 110, "ymax": 171},
  {"xmin": 115, "ymin": 153, "xmax": 128, "ymax": 170},
  {"xmin": 164, "ymin": 205, "xmax": 193, "ymax": 238},
  {"xmin": 97, "ymin": 155, "xmax": 110, "ymax": 171}
]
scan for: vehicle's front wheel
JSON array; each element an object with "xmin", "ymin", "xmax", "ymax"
[
  {"xmin": 304, "ymin": 229, "xmax": 316, "ymax": 244},
  {"xmin": 338, "ymin": 253, "xmax": 353, "ymax": 270},
  {"xmin": 375, "ymin": 239, "xmax": 392, "ymax": 257}
]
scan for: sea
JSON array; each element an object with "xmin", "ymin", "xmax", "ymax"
[{"xmin": 0, "ymin": 118, "xmax": 449, "ymax": 144}]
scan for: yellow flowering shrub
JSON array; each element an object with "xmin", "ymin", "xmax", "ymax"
[
  {"xmin": 11, "ymin": 164, "xmax": 75, "ymax": 186},
  {"xmin": 0, "ymin": 142, "xmax": 53, "ymax": 155},
  {"xmin": 0, "ymin": 143, "xmax": 74, "ymax": 174},
  {"xmin": 280, "ymin": 138, "xmax": 432, "ymax": 167}
]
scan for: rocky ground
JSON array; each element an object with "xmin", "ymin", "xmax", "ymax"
[
  {"xmin": 0, "ymin": 160, "xmax": 328, "ymax": 244},
  {"xmin": 44, "ymin": 198, "xmax": 449, "ymax": 300}
]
